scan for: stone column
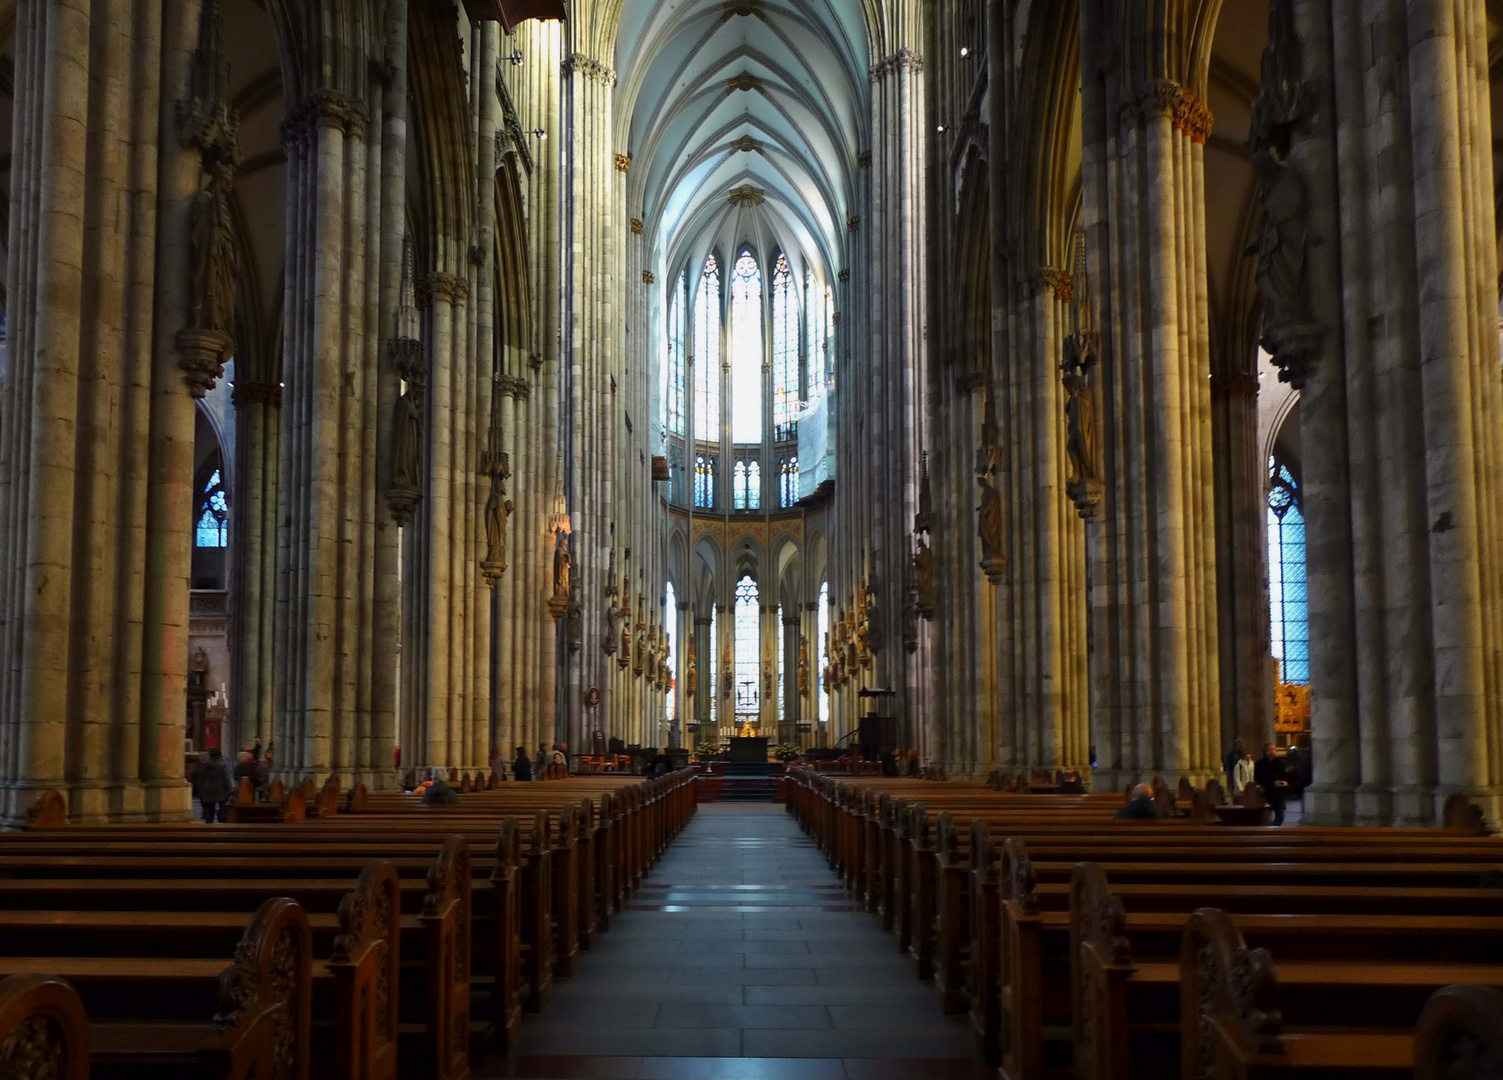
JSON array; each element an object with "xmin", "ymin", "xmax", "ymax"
[
  {"xmin": 1078, "ymin": 2, "xmax": 1222, "ymax": 789},
  {"xmin": 0, "ymin": 0, "xmax": 211, "ymax": 823},
  {"xmin": 1278, "ymin": 0, "xmax": 1503, "ymax": 824}
]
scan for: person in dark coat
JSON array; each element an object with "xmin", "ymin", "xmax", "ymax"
[
  {"xmin": 422, "ymin": 771, "xmax": 460, "ymax": 805},
  {"xmin": 1115, "ymin": 783, "xmax": 1165, "ymax": 820},
  {"xmin": 197, "ymin": 747, "xmax": 235, "ymax": 823},
  {"xmin": 880, "ymin": 749, "xmax": 899, "ymax": 777},
  {"xmin": 1253, "ymin": 743, "xmax": 1290, "ymax": 826},
  {"xmin": 652, "ymin": 748, "xmax": 673, "ymax": 776},
  {"xmin": 232, "ymin": 749, "xmax": 267, "ymax": 799},
  {"xmin": 1057, "ymin": 770, "xmax": 1086, "ymax": 794},
  {"xmin": 1223, "ymin": 738, "xmax": 1246, "ymax": 787},
  {"xmin": 512, "ymin": 747, "xmax": 533, "ymax": 782},
  {"xmin": 905, "ymin": 750, "xmax": 920, "ymax": 777}
]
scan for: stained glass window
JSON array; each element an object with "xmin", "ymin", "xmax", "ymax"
[
  {"xmin": 735, "ymin": 575, "xmax": 760, "ymax": 718},
  {"xmin": 780, "ymin": 456, "xmax": 799, "ymax": 508},
  {"xmin": 818, "ymin": 582, "xmax": 830, "ymax": 724},
  {"xmin": 777, "ymin": 609, "xmax": 786, "ymax": 723},
  {"xmin": 772, "ymin": 255, "xmax": 799, "ymax": 441},
  {"xmin": 196, "ymin": 469, "xmax": 228, "ymax": 548},
  {"xmin": 708, "ymin": 608, "xmax": 718, "ymax": 726},
  {"xmin": 695, "ymin": 256, "xmax": 721, "ymax": 443},
  {"xmin": 824, "ymin": 287, "xmax": 834, "ymax": 384},
  {"xmin": 733, "ymin": 458, "xmax": 761, "ymax": 510},
  {"xmin": 666, "ymin": 272, "xmax": 686, "ymax": 436},
  {"xmin": 665, "ymin": 583, "xmax": 677, "ymax": 722},
  {"xmin": 694, "ymin": 453, "xmax": 716, "ymax": 508},
  {"xmin": 730, "ymin": 251, "xmax": 763, "ymax": 444},
  {"xmin": 1268, "ymin": 462, "xmax": 1309, "ymax": 684},
  {"xmin": 807, "ymin": 270, "xmax": 824, "ymax": 401}
]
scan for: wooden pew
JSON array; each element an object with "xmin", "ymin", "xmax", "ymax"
[
  {"xmin": 1413, "ymin": 984, "xmax": 1503, "ymax": 1080},
  {"xmin": 0, "ymin": 973, "xmax": 90, "ymax": 1079},
  {"xmin": 0, "ymin": 897, "xmax": 312, "ymax": 1080},
  {"xmin": 1186, "ymin": 910, "xmax": 1503, "ymax": 1080}
]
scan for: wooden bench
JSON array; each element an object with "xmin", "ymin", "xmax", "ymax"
[{"xmin": 0, "ymin": 897, "xmax": 310, "ymax": 1080}]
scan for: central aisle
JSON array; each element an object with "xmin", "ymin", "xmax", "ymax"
[{"xmin": 482, "ymin": 802, "xmax": 985, "ymax": 1080}]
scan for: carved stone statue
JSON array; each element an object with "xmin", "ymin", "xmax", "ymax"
[
  {"xmin": 483, "ymin": 471, "xmax": 512, "ymax": 577},
  {"xmin": 913, "ymin": 533, "xmax": 936, "ymax": 619},
  {"xmin": 392, "ymin": 386, "xmax": 423, "ymax": 491},
  {"xmin": 1061, "ymin": 336, "xmax": 1100, "ymax": 489},
  {"xmin": 604, "ymin": 598, "xmax": 622, "ymax": 656},
  {"xmin": 974, "ymin": 386, "xmax": 1006, "ymax": 582},
  {"xmin": 553, "ymin": 533, "xmax": 572, "ymax": 601},
  {"xmin": 1247, "ymin": 0, "xmax": 1321, "ymax": 389},
  {"xmin": 864, "ymin": 572, "xmax": 882, "ymax": 656},
  {"xmin": 722, "ymin": 641, "xmax": 734, "ymax": 700},
  {"xmin": 685, "ymin": 637, "xmax": 698, "ymax": 698},
  {"xmin": 797, "ymin": 638, "xmax": 809, "ymax": 698},
  {"xmin": 763, "ymin": 650, "xmax": 773, "ymax": 700},
  {"xmin": 565, "ymin": 582, "xmax": 583, "ymax": 652},
  {"xmin": 190, "ymin": 159, "xmax": 238, "ymax": 338}
]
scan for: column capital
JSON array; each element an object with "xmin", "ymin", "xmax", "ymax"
[{"xmin": 231, "ymin": 379, "xmax": 283, "ymax": 409}]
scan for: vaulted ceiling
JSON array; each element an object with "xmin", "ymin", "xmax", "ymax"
[{"xmin": 615, "ymin": 0, "xmax": 869, "ymax": 287}]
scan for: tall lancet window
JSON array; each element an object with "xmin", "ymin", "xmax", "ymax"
[
  {"xmin": 664, "ymin": 583, "xmax": 678, "ymax": 722},
  {"xmin": 817, "ymin": 581, "xmax": 830, "ymax": 724},
  {"xmin": 1268, "ymin": 461, "xmax": 1309, "ymax": 684},
  {"xmin": 666, "ymin": 272, "xmax": 687, "ymax": 436},
  {"xmin": 695, "ymin": 255, "xmax": 721, "ymax": 443},
  {"xmin": 730, "ymin": 251, "xmax": 764, "ymax": 444},
  {"xmin": 708, "ymin": 607, "xmax": 718, "ymax": 726},
  {"xmin": 806, "ymin": 269, "xmax": 825, "ymax": 400},
  {"xmin": 733, "ymin": 459, "xmax": 761, "ymax": 511},
  {"xmin": 734, "ymin": 575, "xmax": 760, "ymax": 719},
  {"xmin": 196, "ymin": 469, "xmax": 228, "ymax": 548},
  {"xmin": 772, "ymin": 254, "xmax": 799, "ymax": 441},
  {"xmin": 777, "ymin": 609, "xmax": 786, "ymax": 722}
]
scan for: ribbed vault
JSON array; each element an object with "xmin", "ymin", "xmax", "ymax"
[{"xmin": 615, "ymin": 0, "xmax": 870, "ymax": 284}]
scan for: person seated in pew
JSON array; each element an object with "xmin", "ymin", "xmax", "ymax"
[
  {"xmin": 512, "ymin": 746, "xmax": 533, "ymax": 782},
  {"xmin": 1255, "ymin": 742, "xmax": 1290, "ymax": 826},
  {"xmin": 233, "ymin": 749, "xmax": 268, "ymax": 799},
  {"xmin": 421, "ymin": 770, "xmax": 460, "ymax": 805},
  {"xmin": 1057, "ymin": 769, "xmax": 1086, "ymax": 794},
  {"xmin": 652, "ymin": 748, "xmax": 673, "ymax": 776},
  {"xmin": 197, "ymin": 746, "xmax": 235, "ymax": 823},
  {"xmin": 1115, "ymin": 783, "xmax": 1166, "ymax": 819}
]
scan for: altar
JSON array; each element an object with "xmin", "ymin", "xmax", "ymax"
[{"xmin": 727, "ymin": 736, "xmax": 770, "ymax": 763}]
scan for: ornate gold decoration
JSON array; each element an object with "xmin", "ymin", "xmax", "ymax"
[
  {"xmin": 685, "ymin": 635, "xmax": 698, "ymax": 698},
  {"xmin": 847, "ymin": 216, "xmax": 861, "ymax": 233},
  {"xmin": 857, "ymin": 150, "xmax": 872, "ymax": 168},
  {"xmin": 838, "ymin": 269, "xmax": 850, "ymax": 282},
  {"xmin": 1176, "ymin": 88, "xmax": 1214, "ymax": 143},
  {"xmin": 614, "ymin": 152, "xmax": 632, "ymax": 172},
  {"xmin": 726, "ymin": 73, "xmax": 764, "ymax": 92},
  {"xmin": 643, "ymin": 270, "xmax": 656, "ymax": 285},
  {"xmin": 1040, "ymin": 267, "xmax": 1073, "ymax": 303},
  {"xmin": 729, "ymin": 185, "xmax": 765, "ymax": 207},
  {"xmin": 630, "ymin": 218, "xmax": 644, "ymax": 235},
  {"xmin": 733, "ymin": 135, "xmax": 760, "ymax": 154}
]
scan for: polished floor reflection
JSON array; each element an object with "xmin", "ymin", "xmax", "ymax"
[{"xmin": 478, "ymin": 802, "xmax": 983, "ymax": 1080}]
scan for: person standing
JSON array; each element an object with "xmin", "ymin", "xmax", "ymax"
[
  {"xmin": 512, "ymin": 747, "xmax": 533, "ymax": 782},
  {"xmin": 1232, "ymin": 751, "xmax": 1256, "ymax": 801},
  {"xmin": 197, "ymin": 747, "xmax": 235, "ymax": 823},
  {"xmin": 536, "ymin": 743, "xmax": 550, "ymax": 780},
  {"xmin": 1253, "ymin": 743, "xmax": 1290, "ymax": 826},
  {"xmin": 1223, "ymin": 738, "xmax": 1246, "ymax": 787}
]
